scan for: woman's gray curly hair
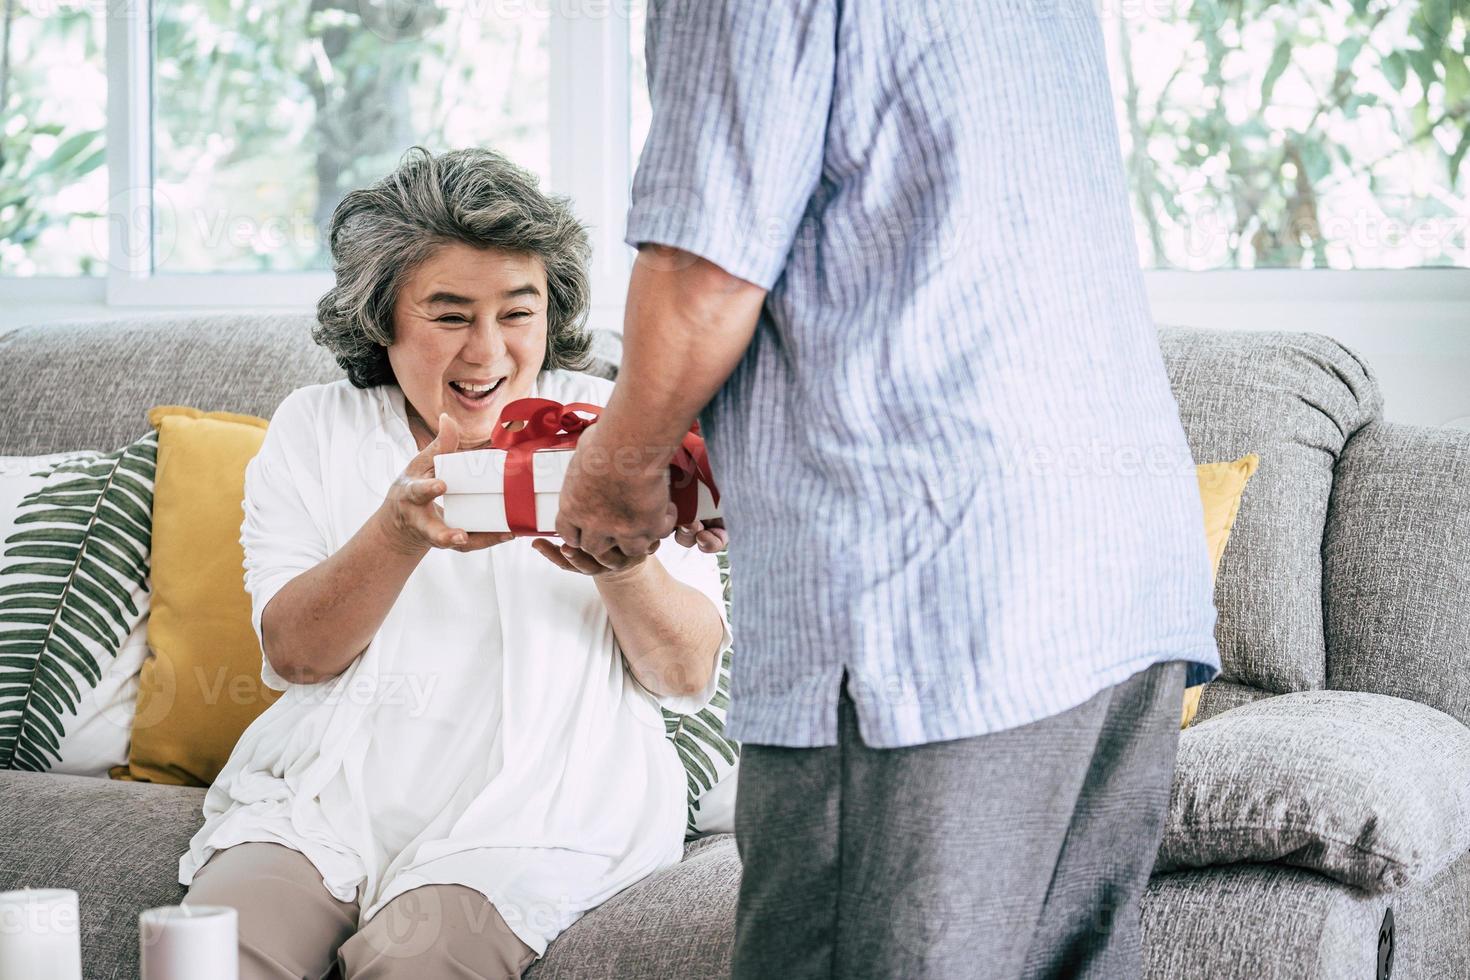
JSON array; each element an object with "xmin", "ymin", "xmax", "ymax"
[{"xmin": 314, "ymin": 146, "xmax": 593, "ymax": 388}]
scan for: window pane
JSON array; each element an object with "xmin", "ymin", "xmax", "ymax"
[
  {"xmin": 630, "ymin": 0, "xmax": 649, "ymax": 175},
  {"xmin": 152, "ymin": 0, "xmax": 550, "ymax": 273},
  {"xmin": 0, "ymin": 0, "xmax": 108, "ymax": 276},
  {"xmin": 628, "ymin": 2, "xmax": 1465, "ymax": 271},
  {"xmin": 1106, "ymin": 1, "xmax": 1469, "ymax": 270}
]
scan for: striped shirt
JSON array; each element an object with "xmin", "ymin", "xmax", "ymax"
[{"xmin": 626, "ymin": 0, "xmax": 1221, "ymax": 748}]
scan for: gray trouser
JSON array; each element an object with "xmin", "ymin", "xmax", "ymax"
[
  {"xmin": 183, "ymin": 841, "xmax": 536, "ymax": 980},
  {"xmin": 731, "ymin": 660, "xmax": 1186, "ymax": 980}
]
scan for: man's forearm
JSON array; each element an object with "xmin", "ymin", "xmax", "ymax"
[{"xmin": 594, "ymin": 246, "xmax": 766, "ymax": 465}]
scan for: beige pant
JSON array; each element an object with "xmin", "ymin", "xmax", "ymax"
[{"xmin": 183, "ymin": 842, "xmax": 537, "ymax": 980}]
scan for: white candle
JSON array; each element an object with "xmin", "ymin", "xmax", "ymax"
[
  {"xmin": 0, "ymin": 888, "xmax": 83, "ymax": 980},
  {"xmin": 139, "ymin": 905, "xmax": 238, "ymax": 980}
]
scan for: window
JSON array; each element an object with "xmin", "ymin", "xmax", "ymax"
[
  {"xmin": 2, "ymin": 0, "xmax": 635, "ymax": 319},
  {"xmin": 1106, "ymin": 0, "xmax": 1469, "ymax": 270},
  {"xmin": 152, "ymin": 0, "xmax": 551, "ymax": 273},
  {"xmin": 1, "ymin": 0, "xmax": 108, "ymax": 276},
  {"xmin": 2, "ymin": 0, "xmax": 1466, "ymax": 317},
  {"xmin": 629, "ymin": 0, "xmax": 649, "ymax": 174}
]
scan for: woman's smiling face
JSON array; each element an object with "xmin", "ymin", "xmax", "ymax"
[{"xmin": 388, "ymin": 242, "xmax": 549, "ymax": 452}]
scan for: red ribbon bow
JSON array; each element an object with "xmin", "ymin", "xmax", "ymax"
[{"xmin": 488, "ymin": 397, "xmax": 721, "ymax": 536}]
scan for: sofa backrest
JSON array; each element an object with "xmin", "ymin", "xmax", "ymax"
[
  {"xmin": 1157, "ymin": 326, "xmax": 1383, "ymax": 725},
  {"xmin": 1324, "ymin": 419, "xmax": 1470, "ymax": 728},
  {"xmin": 0, "ymin": 314, "xmax": 340, "ymax": 455},
  {"xmin": 7, "ymin": 314, "xmax": 1428, "ymax": 725}
]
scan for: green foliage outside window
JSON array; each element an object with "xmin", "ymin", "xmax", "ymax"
[
  {"xmin": 2, "ymin": 0, "xmax": 1465, "ymax": 275},
  {"xmin": 1112, "ymin": 0, "xmax": 1468, "ymax": 268}
]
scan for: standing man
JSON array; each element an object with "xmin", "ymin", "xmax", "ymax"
[{"xmin": 556, "ymin": 2, "xmax": 1221, "ymax": 977}]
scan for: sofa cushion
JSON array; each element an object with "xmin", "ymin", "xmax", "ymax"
[
  {"xmin": 0, "ymin": 770, "xmax": 738, "ymax": 979},
  {"xmin": 118, "ymin": 407, "xmax": 281, "ymax": 787},
  {"xmin": 0, "ymin": 435, "xmax": 157, "ymax": 775},
  {"xmin": 1181, "ymin": 453, "xmax": 1260, "ymax": 728},
  {"xmin": 0, "ymin": 770, "xmax": 202, "ymax": 979},
  {"xmin": 1324, "ymin": 420, "xmax": 1470, "ymax": 728},
  {"xmin": 525, "ymin": 834, "xmax": 738, "ymax": 980},
  {"xmin": 1155, "ymin": 690, "xmax": 1470, "ymax": 893},
  {"xmin": 1158, "ymin": 327, "xmax": 1382, "ymax": 718}
]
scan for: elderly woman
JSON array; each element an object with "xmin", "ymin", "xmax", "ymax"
[{"xmin": 176, "ymin": 147, "xmax": 732, "ymax": 980}]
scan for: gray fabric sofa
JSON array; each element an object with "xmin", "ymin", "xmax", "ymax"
[{"xmin": 1, "ymin": 315, "xmax": 1466, "ymax": 979}]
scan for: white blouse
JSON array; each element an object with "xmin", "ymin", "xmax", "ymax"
[{"xmin": 177, "ymin": 370, "xmax": 731, "ymax": 957}]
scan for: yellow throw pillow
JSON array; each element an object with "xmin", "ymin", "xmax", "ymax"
[
  {"xmin": 111, "ymin": 405, "xmax": 280, "ymax": 786},
  {"xmin": 1181, "ymin": 453, "xmax": 1260, "ymax": 729}
]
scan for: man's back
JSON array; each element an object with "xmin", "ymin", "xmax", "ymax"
[{"xmin": 628, "ymin": 0, "xmax": 1220, "ymax": 748}]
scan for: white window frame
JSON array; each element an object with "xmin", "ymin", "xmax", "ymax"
[
  {"xmin": 1147, "ymin": 268, "xmax": 1470, "ymax": 335},
  {"xmin": 85, "ymin": 0, "xmax": 634, "ymax": 330},
  {"xmin": 2, "ymin": 2, "xmax": 1467, "ymax": 336}
]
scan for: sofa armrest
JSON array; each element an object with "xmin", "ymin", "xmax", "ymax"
[
  {"xmin": 1156, "ymin": 691, "xmax": 1470, "ymax": 893},
  {"xmin": 1144, "ymin": 863, "xmax": 1391, "ymax": 980},
  {"xmin": 1324, "ymin": 420, "xmax": 1470, "ymax": 727}
]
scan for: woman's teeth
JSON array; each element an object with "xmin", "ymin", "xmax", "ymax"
[{"xmin": 450, "ymin": 379, "xmax": 502, "ymax": 401}]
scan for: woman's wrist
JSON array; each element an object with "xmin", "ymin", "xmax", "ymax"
[
  {"xmin": 594, "ymin": 553, "xmax": 657, "ymax": 589},
  {"xmin": 371, "ymin": 502, "xmax": 431, "ymax": 560}
]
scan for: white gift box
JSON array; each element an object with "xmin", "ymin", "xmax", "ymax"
[{"xmin": 434, "ymin": 447, "xmax": 721, "ymax": 534}]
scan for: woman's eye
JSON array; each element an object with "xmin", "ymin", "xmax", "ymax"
[
  {"xmin": 504, "ymin": 311, "xmax": 532, "ymax": 321},
  {"xmin": 435, "ymin": 316, "xmax": 469, "ymax": 325}
]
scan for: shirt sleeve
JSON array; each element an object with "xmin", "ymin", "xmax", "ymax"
[
  {"xmin": 639, "ymin": 542, "xmax": 733, "ymax": 716},
  {"xmin": 626, "ymin": 0, "xmax": 837, "ymax": 290},
  {"xmin": 239, "ymin": 389, "xmax": 332, "ymax": 691}
]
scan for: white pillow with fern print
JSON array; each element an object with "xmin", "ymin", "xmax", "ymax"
[
  {"xmin": 665, "ymin": 552, "xmax": 740, "ymax": 839},
  {"xmin": 667, "ymin": 647, "xmax": 738, "ymax": 837},
  {"xmin": 0, "ymin": 435, "xmax": 157, "ymax": 777}
]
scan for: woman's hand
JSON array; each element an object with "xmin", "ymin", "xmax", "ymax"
[
  {"xmin": 673, "ymin": 518, "xmax": 727, "ymax": 553},
  {"xmin": 531, "ymin": 537, "xmax": 656, "ymax": 579},
  {"xmin": 376, "ymin": 412, "xmax": 515, "ymax": 555}
]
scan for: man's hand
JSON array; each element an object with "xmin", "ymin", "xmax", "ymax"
[
  {"xmin": 557, "ymin": 245, "xmax": 765, "ymax": 570},
  {"xmin": 554, "ymin": 419, "xmax": 679, "ymax": 572}
]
